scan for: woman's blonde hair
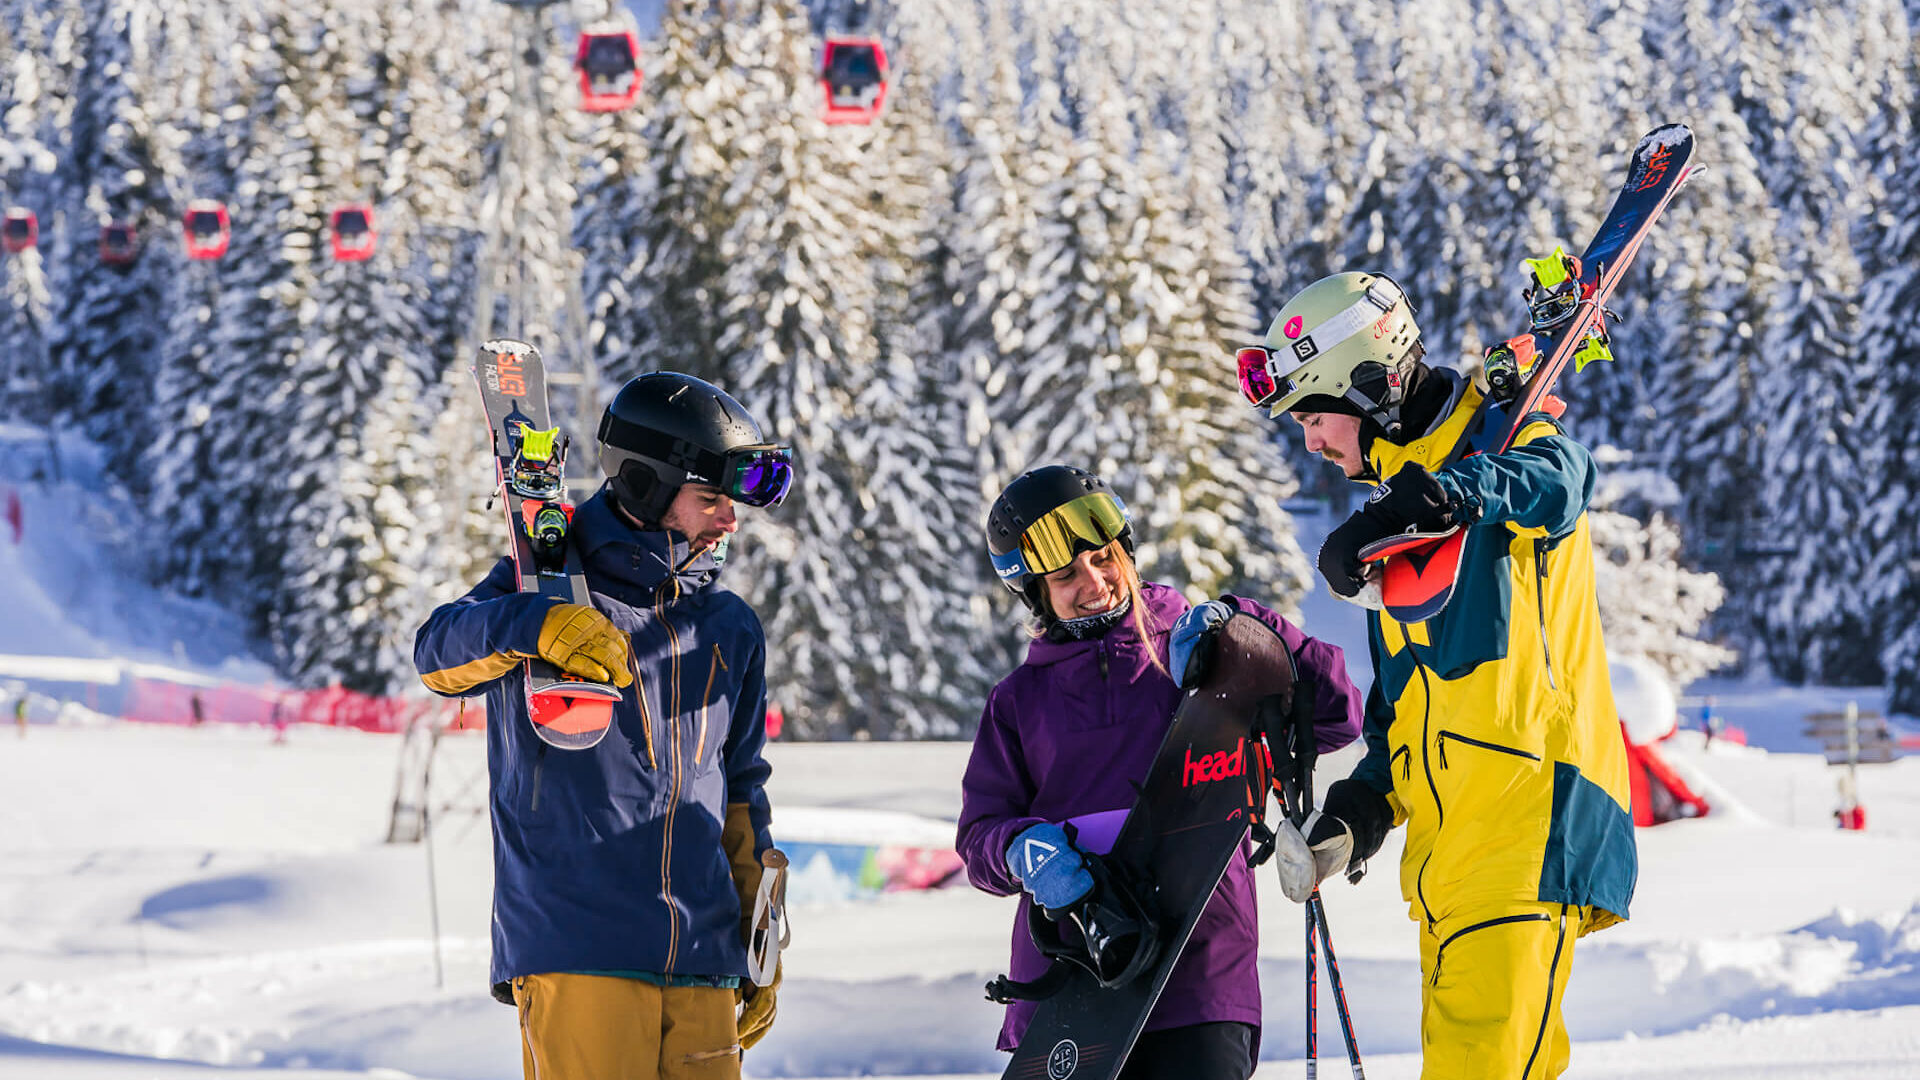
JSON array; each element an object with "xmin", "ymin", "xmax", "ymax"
[{"xmin": 1032, "ymin": 540, "xmax": 1170, "ymax": 677}]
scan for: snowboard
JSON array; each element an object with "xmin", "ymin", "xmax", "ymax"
[
  {"xmin": 472, "ymin": 339, "xmax": 622, "ymax": 750},
  {"xmin": 1360, "ymin": 123, "xmax": 1701, "ymax": 623},
  {"xmin": 992, "ymin": 614, "xmax": 1296, "ymax": 1080}
]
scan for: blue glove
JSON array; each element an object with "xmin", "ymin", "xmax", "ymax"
[
  {"xmin": 1005, "ymin": 823, "xmax": 1094, "ymax": 911},
  {"xmin": 1168, "ymin": 600, "xmax": 1233, "ymax": 689}
]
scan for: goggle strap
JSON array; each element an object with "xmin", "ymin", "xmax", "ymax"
[{"xmin": 1270, "ymin": 279, "xmax": 1403, "ymax": 382}]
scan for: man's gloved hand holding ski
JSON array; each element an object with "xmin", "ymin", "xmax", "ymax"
[
  {"xmin": 1273, "ymin": 778, "xmax": 1396, "ymax": 903},
  {"xmin": 1006, "ymin": 822, "xmax": 1095, "ymax": 912},
  {"xmin": 532, "ymin": 602, "xmax": 634, "ymax": 687},
  {"xmin": 1168, "ymin": 600, "xmax": 1234, "ymax": 689},
  {"xmin": 1318, "ymin": 462, "xmax": 1472, "ymax": 602}
]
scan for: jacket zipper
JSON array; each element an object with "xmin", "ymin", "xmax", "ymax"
[
  {"xmin": 657, "ymin": 583, "xmax": 685, "ymax": 971},
  {"xmin": 1436, "ymin": 730, "xmax": 1543, "ymax": 768},
  {"xmin": 1429, "ymin": 912, "xmax": 1552, "ymax": 986},
  {"xmin": 1391, "ymin": 745, "xmax": 1411, "ymax": 782},
  {"xmin": 1415, "ymin": 663, "xmax": 1440, "ymax": 927},
  {"xmin": 1535, "ymin": 541, "xmax": 1557, "ymax": 691},
  {"xmin": 1097, "ymin": 643, "xmax": 1109, "ymax": 679},
  {"xmin": 696, "ymin": 644, "xmax": 726, "ymax": 767}
]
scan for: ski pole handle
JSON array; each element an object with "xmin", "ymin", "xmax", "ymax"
[{"xmin": 747, "ymin": 848, "xmax": 790, "ymax": 987}]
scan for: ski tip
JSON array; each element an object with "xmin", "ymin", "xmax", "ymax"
[
  {"xmin": 1640, "ymin": 123, "xmax": 1693, "ymax": 149},
  {"xmin": 481, "ymin": 338, "xmax": 537, "ymax": 357}
]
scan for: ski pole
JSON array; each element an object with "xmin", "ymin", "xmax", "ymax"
[
  {"xmin": 1310, "ymin": 891, "xmax": 1365, "ymax": 1079},
  {"xmin": 1305, "ymin": 891, "xmax": 1318, "ymax": 1080}
]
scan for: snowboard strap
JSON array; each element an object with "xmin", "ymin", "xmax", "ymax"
[{"xmin": 984, "ymin": 961, "xmax": 1074, "ymax": 1004}]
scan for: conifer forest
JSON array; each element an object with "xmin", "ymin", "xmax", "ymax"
[{"xmin": 2, "ymin": 0, "xmax": 1916, "ymax": 737}]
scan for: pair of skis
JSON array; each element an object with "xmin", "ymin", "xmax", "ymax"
[
  {"xmin": 1361, "ymin": 124, "xmax": 1701, "ymax": 623},
  {"xmin": 472, "ymin": 340, "xmax": 622, "ymax": 750}
]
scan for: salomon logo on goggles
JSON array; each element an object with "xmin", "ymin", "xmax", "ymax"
[{"xmin": 988, "ymin": 492, "xmax": 1130, "ymax": 581}]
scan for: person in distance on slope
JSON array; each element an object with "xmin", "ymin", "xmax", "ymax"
[
  {"xmin": 956, "ymin": 464, "xmax": 1363, "ymax": 1080},
  {"xmin": 1235, "ymin": 271, "xmax": 1636, "ymax": 1080},
  {"xmin": 414, "ymin": 373, "xmax": 794, "ymax": 1080}
]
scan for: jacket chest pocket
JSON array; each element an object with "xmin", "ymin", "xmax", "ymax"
[{"xmin": 686, "ymin": 642, "xmax": 732, "ymax": 773}]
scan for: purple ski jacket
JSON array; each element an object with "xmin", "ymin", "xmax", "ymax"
[{"xmin": 957, "ymin": 582, "xmax": 1363, "ymax": 1052}]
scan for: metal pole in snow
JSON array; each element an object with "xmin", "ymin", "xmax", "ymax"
[{"xmin": 423, "ymin": 725, "xmax": 446, "ymax": 990}]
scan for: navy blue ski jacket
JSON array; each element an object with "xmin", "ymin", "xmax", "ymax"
[{"xmin": 414, "ymin": 488, "xmax": 773, "ymax": 985}]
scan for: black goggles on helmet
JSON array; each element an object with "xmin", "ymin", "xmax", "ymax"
[{"xmin": 990, "ymin": 492, "xmax": 1131, "ymax": 583}]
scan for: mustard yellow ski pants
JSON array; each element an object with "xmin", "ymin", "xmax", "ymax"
[
  {"xmin": 515, "ymin": 972, "xmax": 740, "ymax": 1080},
  {"xmin": 1417, "ymin": 902, "xmax": 1579, "ymax": 1080}
]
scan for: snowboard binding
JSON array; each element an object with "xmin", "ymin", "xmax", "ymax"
[{"xmin": 985, "ymin": 845, "xmax": 1163, "ymax": 1003}]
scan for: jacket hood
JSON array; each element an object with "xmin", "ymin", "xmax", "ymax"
[
  {"xmin": 1022, "ymin": 582, "xmax": 1189, "ymax": 667},
  {"xmin": 571, "ymin": 486, "xmax": 722, "ymax": 604}
]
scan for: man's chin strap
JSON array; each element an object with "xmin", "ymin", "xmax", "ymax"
[{"xmin": 1046, "ymin": 597, "xmax": 1132, "ymax": 641}]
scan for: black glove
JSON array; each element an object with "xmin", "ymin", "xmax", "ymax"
[
  {"xmin": 1317, "ymin": 777, "xmax": 1395, "ymax": 876},
  {"xmin": 1317, "ymin": 462, "xmax": 1468, "ymax": 597}
]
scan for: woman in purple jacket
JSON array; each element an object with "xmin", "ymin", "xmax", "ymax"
[{"xmin": 958, "ymin": 465, "xmax": 1364, "ymax": 1079}]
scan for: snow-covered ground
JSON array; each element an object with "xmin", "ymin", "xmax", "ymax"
[{"xmin": 3, "ymin": 725, "xmax": 1919, "ymax": 1079}]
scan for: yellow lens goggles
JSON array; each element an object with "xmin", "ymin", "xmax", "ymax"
[{"xmin": 1013, "ymin": 493, "xmax": 1131, "ymax": 578}]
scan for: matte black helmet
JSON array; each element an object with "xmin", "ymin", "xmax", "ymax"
[
  {"xmin": 597, "ymin": 372, "xmax": 793, "ymax": 525},
  {"xmin": 986, "ymin": 465, "xmax": 1135, "ymax": 618}
]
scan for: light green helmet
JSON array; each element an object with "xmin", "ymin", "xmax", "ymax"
[{"xmin": 1253, "ymin": 271, "xmax": 1422, "ymax": 436}]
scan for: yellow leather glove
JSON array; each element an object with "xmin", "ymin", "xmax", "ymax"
[
  {"xmin": 737, "ymin": 961, "xmax": 780, "ymax": 1050},
  {"xmin": 534, "ymin": 603, "xmax": 633, "ymax": 687}
]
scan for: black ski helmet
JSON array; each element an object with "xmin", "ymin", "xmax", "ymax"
[
  {"xmin": 986, "ymin": 465, "xmax": 1135, "ymax": 618},
  {"xmin": 596, "ymin": 372, "xmax": 793, "ymax": 525}
]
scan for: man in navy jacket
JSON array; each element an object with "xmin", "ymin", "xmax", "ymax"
[{"xmin": 415, "ymin": 373, "xmax": 794, "ymax": 1079}]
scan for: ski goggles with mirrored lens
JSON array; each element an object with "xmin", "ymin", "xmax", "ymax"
[
  {"xmin": 990, "ymin": 492, "xmax": 1131, "ymax": 583},
  {"xmin": 720, "ymin": 445, "xmax": 794, "ymax": 507},
  {"xmin": 1237, "ymin": 346, "xmax": 1285, "ymax": 408}
]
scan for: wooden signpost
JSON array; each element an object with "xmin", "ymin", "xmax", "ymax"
[{"xmin": 1802, "ymin": 703, "xmax": 1899, "ymax": 830}]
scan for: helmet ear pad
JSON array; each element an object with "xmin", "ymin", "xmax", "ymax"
[{"xmin": 607, "ymin": 457, "xmax": 679, "ymax": 527}]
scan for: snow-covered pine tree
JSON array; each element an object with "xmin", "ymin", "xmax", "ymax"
[
  {"xmin": 598, "ymin": 0, "xmax": 742, "ymax": 388},
  {"xmin": 46, "ymin": 0, "xmax": 171, "ymax": 496},
  {"xmin": 984, "ymin": 1, "xmax": 1300, "ymax": 609},
  {"xmin": 1332, "ymin": 0, "xmax": 1490, "ymax": 368},
  {"xmin": 846, "ymin": 0, "xmax": 1006, "ymax": 732},
  {"xmin": 1588, "ymin": 447, "xmax": 1736, "ymax": 689},
  {"xmin": 0, "ymin": 0, "xmax": 62, "ymax": 419},
  {"xmin": 368, "ymin": 0, "xmax": 500, "ymax": 612},
  {"xmin": 146, "ymin": 1, "xmax": 305, "ymax": 616},
  {"xmin": 702, "ymin": 0, "xmax": 916, "ymax": 739},
  {"xmin": 1121, "ymin": 0, "xmax": 1312, "ymax": 611},
  {"xmin": 1743, "ymin": 0, "xmax": 1884, "ymax": 685},
  {"xmin": 264, "ymin": 3, "xmax": 453, "ymax": 693},
  {"xmin": 1854, "ymin": 1, "xmax": 1920, "ymax": 714}
]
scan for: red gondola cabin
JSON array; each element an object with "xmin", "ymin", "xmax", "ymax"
[
  {"xmin": 819, "ymin": 36, "xmax": 888, "ymax": 125},
  {"xmin": 575, "ymin": 29, "xmax": 642, "ymax": 113},
  {"xmin": 100, "ymin": 222, "xmax": 139, "ymax": 266},
  {"xmin": 330, "ymin": 204, "xmax": 376, "ymax": 261},
  {"xmin": 2, "ymin": 208, "xmax": 37, "ymax": 253},
  {"xmin": 183, "ymin": 200, "xmax": 230, "ymax": 260}
]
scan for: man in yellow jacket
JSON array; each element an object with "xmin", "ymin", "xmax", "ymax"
[{"xmin": 1238, "ymin": 271, "xmax": 1636, "ymax": 1080}]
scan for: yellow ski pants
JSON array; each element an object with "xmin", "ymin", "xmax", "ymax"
[
  {"xmin": 1417, "ymin": 902, "xmax": 1579, "ymax": 1080},
  {"xmin": 514, "ymin": 972, "xmax": 740, "ymax": 1080}
]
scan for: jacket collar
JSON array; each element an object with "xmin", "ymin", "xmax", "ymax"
[
  {"xmin": 1367, "ymin": 371, "xmax": 1480, "ymax": 485},
  {"xmin": 571, "ymin": 486, "xmax": 722, "ymax": 602},
  {"xmin": 1023, "ymin": 582, "xmax": 1186, "ymax": 667}
]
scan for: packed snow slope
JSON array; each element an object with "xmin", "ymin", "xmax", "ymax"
[{"xmin": 3, "ymin": 723, "xmax": 1918, "ymax": 1080}]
